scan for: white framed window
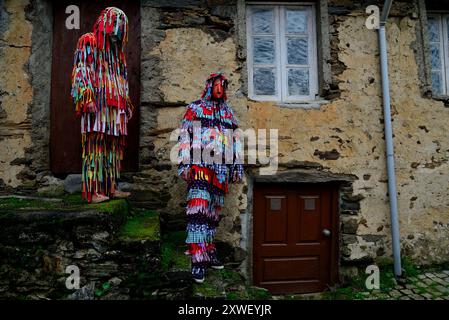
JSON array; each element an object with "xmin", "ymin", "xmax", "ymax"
[
  {"xmin": 427, "ymin": 13, "xmax": 449, "ymax": 95},
  {"xmin": 246, "ymin": 3, "xmax": 318, "ymax": 102}
]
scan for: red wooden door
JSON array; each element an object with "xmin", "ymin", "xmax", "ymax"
[
  {"xmin": 253, "ymin": 183, "xmax": 338, "ymax": 294},
  {"xmin": 50, "ymin": 0, "xmax": 140, "ymax": 174}
]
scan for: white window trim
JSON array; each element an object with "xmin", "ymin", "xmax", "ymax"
[
  {"xmin": 246, "ymin": 2, "xmax": 319, "ymax": 103},
  {"xmin": 428, "ymin": 13, "xmax": 449, "ymax": 95}
]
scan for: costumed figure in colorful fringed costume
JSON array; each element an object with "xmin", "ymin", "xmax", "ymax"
[
  {"xmin": 178, "ymin": 73, "xmax": 244, "ymax": 283},
  {"xmin": 71, "ymin": 7, "xmax": 134, "ymax": 204}
]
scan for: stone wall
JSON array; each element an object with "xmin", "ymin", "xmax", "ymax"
[
  {"xmin": 0, "ymin": 0, "xmax": 33, "ymax": 191},
  {"xmin": 0, "ymin": 198, "xmax": 162, "ymax": 300},
  {"xmin": 136, "ymin": 0, "xmax": 449, "ymax": 268},
  {"xmin": 0, "ymin": 0, "xmax": 54, "ymax": 194}
]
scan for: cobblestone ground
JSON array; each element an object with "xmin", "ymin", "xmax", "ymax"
[
  {"xmin": 380, "ymin": 271, "xmax": 449, "ymax": 300},
  {"xmin": 272, "ymin": 270, "xmax": 449, "ymax": 300}
]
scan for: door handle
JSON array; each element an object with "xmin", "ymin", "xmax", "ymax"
[{"xmin": 322, "ymin": 229, "xmax": 331, "ymax": 237}]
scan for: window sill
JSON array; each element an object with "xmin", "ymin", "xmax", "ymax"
[
  {"xmin": 427, "ymin": 93, "xmax": 449, "ymax": 107},
  {"xmin": 275, "ymin": 99, "xmax": 330, "ymax": 109},
  {"xmin": 248, "ymin": 97, "xmax": 330, "ymax": 108}
]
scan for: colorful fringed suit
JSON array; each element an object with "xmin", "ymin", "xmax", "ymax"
[
  {"xmin": 71, "ymin": 7, "xmax": 133, "ymax": 203},
  {"xmin": 178, "ymin": 74, "xmax": 244, "ymax": 274}
]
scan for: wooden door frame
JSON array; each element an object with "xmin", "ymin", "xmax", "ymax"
[
  {"xmin": 250, "ymin": 181, "xmax": 340, "ymax": 292},
  {"xmin": 49, "ymin": 0, "xmax": 141, "ymax": 175}
]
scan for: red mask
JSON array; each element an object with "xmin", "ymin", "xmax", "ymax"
[{"xmin": 212, "ymin": 79, "xmax": 224, "ymax": 99}]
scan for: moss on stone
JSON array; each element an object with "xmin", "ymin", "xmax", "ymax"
[
  {"xmin": 0, "ymin": 197, "xmax": 61, "ymax": 211},
  {"xmin": 160, "ymin": 231, "xmax": 189, "ymax": 272},
  {"xmin": 0, "ymin": 196, "xmax": 130, "ymax": 232},
  {"xmin": 218, "ymin": 269, "xmax": 242, "ymax": 285},
  {"xmin": 245, "ymin": 286, "xmax": 272, "ymax": 300},
  {"xmin": 401, "ymin": 258, "xmax": 420, "ymax": 277},
  {"xmin": 171, "ymin": 250, "xmax": 190, "ymax": 271},
  {"xmin": 226, "ymin": 292, "xmax": 239, "ymax": 300},
  {"xmin": 0, "ymin": 195, "xmax": 128, "ymax": 214},
  {"xmin": 224, "ymin": 284, "xmax": 272, "ymax": 300},
  {"xmin": 89, "ymin": 199, "xmax": 129, "ymax": 215},
  {"xmin": 193, "ymin": 271, "xmax": 225, "ymax": 298},
  {"xmin": 118, "ymin": 210, "xmax": 160, "ymax": 241},
  {"xmin": 193, "ymin": 282, "xmax": 223, "ymax": 297}
]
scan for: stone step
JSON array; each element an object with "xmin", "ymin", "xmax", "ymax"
[{"xmin": 0, "ymin": 195, "xmax": 162, "ymax": 300}]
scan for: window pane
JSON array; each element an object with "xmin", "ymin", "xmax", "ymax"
[
  {"xmin": 431, "ymin": 71, "xmax": 442, "ymax": 94},
  {"xmin": 287, "ymin": 37, "xmax": 308, "ymax": 65},
  {"xmin": 270, "ymin": 198, "xmax": 282, "ymax": 211},
  {"xmin": 428, "ymin": 17, "xmax": 440, "ymax": 42},
  {"xmin": 254, "ymin": 68, "xmax": 276, "ymax": 95},
  {"xmin": 252, "ymin": 8, "xmax": 274, "ymax": 34},
  {"xmin": 430, "ymin": 43, "xmax": 441, "ymax": 69},
  {"xmin": 304, "ymin": 198, "xmax": 316, "ymax": 211},
  {"xmin": 286, "ymin": 8, "xmax": 307, "ymax": 34},
  {"xmin": 253, "ymin": 37, "xmax": 276, "ymax": 64},
  {"xmin": 288, "ymin": 68, "xmax": 309, "ymax": 96}
]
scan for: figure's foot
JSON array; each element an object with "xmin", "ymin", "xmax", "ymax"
[
  {"xmin": 191, "ymin": 265, "xmax": 206, "ymax": 283},
  {"xmin": 209, "ymin": 251, "xmax": 224, "ymax": 270},
  {"xmin": 113, "ymin": 190, "xmax": 131, "ymax": 199},
  {"xmin": 91, "ymin": 193, "xmax": 110, "ymax": 204},
  {"xmin": 211, "ymin": 263, "xmax": 224, "ymax": 270}
]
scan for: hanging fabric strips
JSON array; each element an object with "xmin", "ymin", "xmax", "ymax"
[
  {"xmin": 71, "ymin": 7, "xmax": 133, "ymax": 203},
  {"xmin": 178, "ymin": 73, "xmax": 244, "ymax": 269}
]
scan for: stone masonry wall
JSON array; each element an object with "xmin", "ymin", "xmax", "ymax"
[
  {"xmin": 1, "ymin": 0, "xmax": 449, "ymax": 277},
  {"xmin": 0, "ymin": 201, "xmax": 161, "ymax": 300},
  {"xmin": 0, "ymin": 0, "xmax": 33, "ymax": 190},
  {"xmin": 136, "ymin": 0, "xmax": 449, "ymax": 267}
]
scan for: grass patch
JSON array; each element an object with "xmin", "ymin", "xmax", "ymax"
[
  {"xmin": 379, "ymin": 268, "xmax": 397, "ymax": 292},
  {"xmin": 0, "ymin": 195, "xmax": 130, "ymax": 227},
  {"xmin": 322, "ymin": 287, "xmax": 361, "ymax": 300},
  {"xmin": 89, "ymin": 199, "xmax": 129, "ymax": 214},
  {"xmin": 245, "ymin": 286, "xmax": 272, "ymax": 300},
  {"xmin": 218, "ymin": 269, "xmax": 242, "ymax": 285},
  {"xmin": 401, "ymin": 258, "xmax": 420, "ymax": 278},
  {"xmin": 95, "ymin": 281, "xmax": 112, "ymax": 298},
  {"xmin": 160, "ymin": 231, "xmax": 189, "ymax": 272},
  {"xmin": 0, "ymin": 194, "xmax": 128, "ymax": 214},
  {"xmin": 193, "ymin": 282, "xmax": 223, "ymax": 297},
  {"xmin": 119, "ymin": 210, "xmax": 160, "ymax": 241},
  {"xmin": 321, "ymin": 265, "xmax": 397, "ymax": 300},
  {"xmin": 226, "ymin": 292, "xmax": 239, "ymax": 300},
  {"xmin": 0, "ymin": 197, "xmax": 62, "ymax": 211}
]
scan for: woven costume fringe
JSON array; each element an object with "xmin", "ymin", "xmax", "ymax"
[
  {"xmin": 93, "ymin": 8, "xmax": 132, "ymax": 116},
  {"xmin": 71, "ymin": 33, "xmax": 97, "ymax": 116},
  {"xmin": 186, "ymin": 205, "xmax": 221, "ymax": 219},
  {"xmin": 71, "ymin": 8, "xmax": 133, "ymax": 203},
  {"xmin": 81, "ymin": 133, "xmax": 124, "ymax": 201},
  {"xmin": 186, "ymin": 243, "xmax": 217, "ymax": 263},
  {"xmin": 185, "ymin": 232, "xmax": 215, "ymax": 244},
  {"xmin": 178, "ymin": 73, "xmax": 244, "ymax": 265}
]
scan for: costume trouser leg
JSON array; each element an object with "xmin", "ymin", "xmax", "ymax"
[
  {"xmin": 185, "ymin": 167, "xmax": 223, "ymax": 272},
  {"xmin": 81, "ymin": 132, "xmax": 124, "ymax": 202},
  {"xmin": 205, "ymin": 193, "xmax": 224, "ymax": 261}
]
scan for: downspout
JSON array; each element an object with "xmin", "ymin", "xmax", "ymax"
[{"xmin": 378, "ymin": 0, "xmax": 402, "ymax": 277}]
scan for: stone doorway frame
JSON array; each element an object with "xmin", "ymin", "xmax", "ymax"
[{"xmin": 239, "ymin": 168, "xmax": 358, "ymax": 288}]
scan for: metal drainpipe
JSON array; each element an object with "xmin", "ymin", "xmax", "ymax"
[{"xmin": 378, "ymin": 0, "xmax": 402, "ymax": 277}]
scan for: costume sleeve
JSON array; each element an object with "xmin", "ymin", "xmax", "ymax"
[
  {"xmin": 178, "ymin": 104, "xmax": 196, "ymax": 177},
  {"xmin": 71, "ymin": 66, "xmax": 96, "ymax": 116},
  {"xmin": 229, "ymin": 125, "xmax": 244, "ymax": 183},
  {"xmin": 71, "ymin": 34, "xmax": 97, "ymax": 116}
]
